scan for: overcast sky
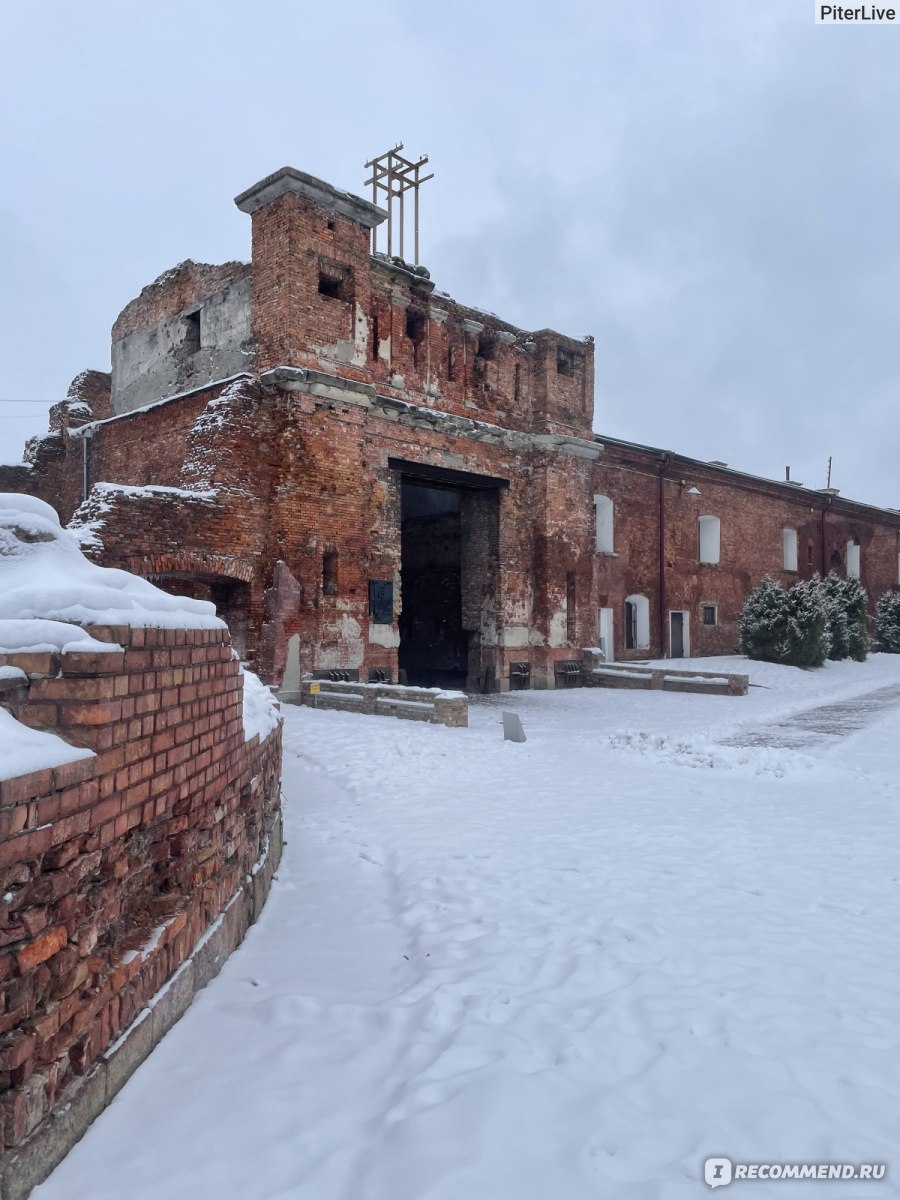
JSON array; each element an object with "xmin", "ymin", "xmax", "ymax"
[{"xmin": 1, "ymin": 0, "xmax": 897, "ymax": 506}]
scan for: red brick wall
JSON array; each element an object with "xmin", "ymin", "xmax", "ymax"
[
  {"xmin": 591, "ymin": 444, "xmax": 900, "ymax": 660},
  {"xmin": 0, "ymin": 625, "xmax": 282, "ymax": 1163}
]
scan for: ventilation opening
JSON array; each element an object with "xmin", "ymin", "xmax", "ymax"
[{"xmin": 509, "ymin": 661, "xmax": 531, "ymax": 690}]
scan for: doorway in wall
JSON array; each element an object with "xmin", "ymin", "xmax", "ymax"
[
  {"xmin": 398, "ymin": 483, "xmax": 467, "ymax": 689},
  {"xmin": 669, "ymin": 610, "xmax": 690, "ymax": 659},
  {"xmin": 599, "ymin": 607, "xmax": 614, "ymax": 661},
  {"xmin": 394, "ymin": 460, "xmax": 505, "ymax": 692}
]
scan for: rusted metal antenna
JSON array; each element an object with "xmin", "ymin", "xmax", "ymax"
[{"xmin": 364, "ymin": 144, "xmax": 433, "ymax": 265}]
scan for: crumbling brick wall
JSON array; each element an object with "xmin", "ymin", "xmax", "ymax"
[{"xmin": 0, "ymin": 625, "xmax": 282, "ymax": 1194}]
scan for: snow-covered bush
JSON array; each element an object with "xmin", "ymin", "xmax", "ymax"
[
  {"xmin": 842, "ymin": 575, "xmax": 869, "ymax": 662},
  {"xmin": 739, "ymin": 575, "xmax": 831, "ymax": 667},
  {"xmin": 820, "ymin": 572, "xmax": 868, "ymax": 662},
  {"xmin": 739, "ymin": 576, "xmax": 791, "ymax": 663},
  {"xmin": 786, "ymin": 576, "xmax": 832, "ymax": 667},
  {"xmin": 875, "ymin": 590, "xmax": 900, "ymax": 653}
]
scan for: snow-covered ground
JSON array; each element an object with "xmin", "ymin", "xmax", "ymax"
[{"xmin": 35, "ymin": 656, "xmax": 900, "ymax": 1199}]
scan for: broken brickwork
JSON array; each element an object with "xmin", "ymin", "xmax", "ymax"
[{"xmin": 0, "ymin": 624, "xmax": 282, "ymax": 1195}]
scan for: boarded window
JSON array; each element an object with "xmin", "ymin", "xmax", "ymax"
[
  {"xmin": 847, "ymin": 540, "xmax": 861, "ymax": 579},
  {"xmin": 698, "ymin": 515, "xmax": 721, "ymax": 565},
  {"xmin": 594, "ymin": 495, "xmax": 614, "ymax": 554},
  {"xmin": 783, "ymin": 528, "xmax": 798, "ymax": 572}
]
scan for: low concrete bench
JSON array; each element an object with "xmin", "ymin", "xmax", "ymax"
[
  {"xmin": 280, "ymin": 680, "xmax": 468, "ymax": 727},
  {"xmin": 582, "ymin": 650, "xmax": 748, "ymax": 696}
]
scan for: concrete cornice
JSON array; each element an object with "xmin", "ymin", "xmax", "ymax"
[
  {"xmin": 235, "ymin": 167, "xmax": 387, "ymax": 229},
  {"xmin": 259, "ymin": 366, "xmax": 602, "ymax": 460}
]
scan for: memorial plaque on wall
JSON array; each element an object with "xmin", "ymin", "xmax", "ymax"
[{"xmin": 368, "ymin": 579, "xmax": 393, "ymax": 624}]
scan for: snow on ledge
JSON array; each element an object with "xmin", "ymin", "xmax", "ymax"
[
  {"xmin": 90, "ymin": 482, "xmax": 218, "ymax": 502},
  {"xmin": 0, "ymin": 707, "xmax": 94, "ymax": 783},
  {"xmin": 0, "ymin": 493, "xmax": 225, "ymax": 631}
]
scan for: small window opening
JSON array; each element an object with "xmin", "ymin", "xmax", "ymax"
[
  {"xmin": 318, "ymin": 263, "xmax": 352, "ymax": 301},
  {"xmin": 371, "ymin": 312, "xmax": 379, "ymax": 361},
  {"xmin": 702, "ymin": 604, "xmax": 718, "ymax": 627},
  {"xmin": 514, "ymin": 362, "xmax": 521, "ymax": 403},
  {"xmin": 184, "ymin": 310, "xmax": 201, "ymax": 355},
  {"xmin": 322, "ymin": 550, "xmax": 338, "ymax": 595},
  {"xmin": 475, "ymin": 334, "xmax": 497, "ymax": 361},
  {"xmin": 326, "ymin": 219, "xmax": 336, "ymax": 231},
  {"xmin": 556, "ymin": 347, "xmax": 576, "ymax": 377},
  {"xmin": 406, "ymin": 310, "xmax": 426, "ymax": 368}
]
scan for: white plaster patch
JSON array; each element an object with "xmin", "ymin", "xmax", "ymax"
[
  {"xmin": 547, "ymin": 610, "xmax": 569, "ymax": 648},
  {"xmin": 368, "ymin": 624, "xmax": 400, "ymax": 648},
  {"xmin": 500, "ymin": 627, "xmax": 530, "ymax": 648},
  {"xmin": 282, "ymin": 633, "xmax": 302, "ymax": 691}
]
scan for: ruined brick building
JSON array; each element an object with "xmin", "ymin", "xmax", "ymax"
[{"xmin": 3, "ymin": 165, "xmax": 899, "ymax": 690}]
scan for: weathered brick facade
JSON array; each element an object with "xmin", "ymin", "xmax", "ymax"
[
  {"xmin": 6, "ymin": 165, "xmax": 900, "ymax": 684},
  {"xmin": 0, "ymin": 624, "xmax": 282, "ymax": 1197}
]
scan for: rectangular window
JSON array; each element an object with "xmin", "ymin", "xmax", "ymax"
[
  {"xmin": 318, "ymin": 261, "xmax": 352, "ymax": 301},
  {"xmin": 783, "ymin": 528, "xmax": 798, "ymax": 572},
  {"xmin": 556, "ymin": 347, "xmax": 576, "ymax": 376},
  {"xmin": 594, "ymin": 495, "xmax": 614, "ymax": 554},
  {"xmin": 702, "ymin": 604, "xmax": 718, "ymax": 626},
  {"xmin": 847, "ymin": 540, "xmax": 861, "ymax": 579},
  {"xmin": 368, "ymin": 579, "xmax": 393, "ymax": 623},
  {"xmin": 698, "ymin": 515, "xmax": 721, "ymax": 565},
  {"xmin": 184, "ymin": 310, "xmax": 201, "ymax": 355}
]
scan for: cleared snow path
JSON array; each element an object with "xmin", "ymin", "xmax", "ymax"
[
  {"xmin": 35, "ymin": 657, "xmax": 900, "ymax": 1200},
  {"xmin": 720, "ymin": 681, "xmax": 900, "ymax": 749}
]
